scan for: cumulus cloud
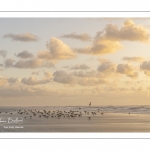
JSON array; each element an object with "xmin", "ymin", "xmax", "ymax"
[
  {"xmin": 53, "ymin": 70, "xmax": 108, "ymax": 86},
  {"xmin": 70, "ymin": 64, "xmax": 90, "ymax": 70},
  {"xmin": 123, "ymin": 56, "xmax": 145, "ymax": 62},
  {"xmin": 97, "ymin": 61, "xmax": 116, "ymax": 73},
  {"xmin": 103, "ymin": 20, "xmax": 149, "ymax": 42},
  {"xmin": 4, "ymin": 58, "xmax": 15, "ymax": 67},
  {"xmin": 4, "ymin": 58, "xmax": 55, "ymax": 69},
  {"xmin": 14, "ymin": 58, "xmax": 44, "ymax": 69},
  {"xmin": 73, "ymin": 70, "xmax": 97, "ymax": 78},
  {"xmin": 21, "ymin": 76, "xmax": 51, "ymax": 85},
  {"xmin": 61, "ymin": 32, "xmax": 92, "ymax": 42},
  {"xmin": 3, "ymin": 33, "xmax": 39, "ymax": 42},
  {"xmin": 140, "ymin": 60, "xmax": 150, "ymax": 76},
  {"xmin": 117, "ymin": 64, "xmax": 138, "ymax": 78},
  {"xmin": 53, "ymin": 70, "xmax": 76, "ymax": 84},
  {"xmin": 38, "ymin": 37, "xmax": 76, "ymax": 60},
  {"xmin": 75, "ymin": 20, "xmax": 150, "ymax": 55},
  {"xmin": 0, "ymin": 50, "xmax": 7, "ymax": 58},
  {"xmin": 75, "ymin": 40, "xmax": 122, "ymax": 55},
  {"xmin": 140, "ymin": 61, "xmax": 150, "ymax": 70},
  {"xmin": 16, "ymin": 50, "xmax": 34, "ymax": 59}
]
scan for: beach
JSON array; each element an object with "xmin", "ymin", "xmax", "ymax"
[{"xmin": 0, "ymin": 106, "xmax": 150, "ymax": 132}]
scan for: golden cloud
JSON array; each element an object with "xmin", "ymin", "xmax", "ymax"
[
  {"xmin": 123, "ymin": 56, "xmax": 145, "ymax": 62},
  {"xmin": 76, "ymin": 20, "xmax": 150, "ymax": 55},
  {"xmin": 117, "ymin": 64, "xmax": 138, "ymax": 78},
  {"xmin": 38, "ymin": 37, "xmax": 76, "ymax": 60},
  {"xmin": 61, "ymin": 32, "xmax": 92, "ymax": 42}
]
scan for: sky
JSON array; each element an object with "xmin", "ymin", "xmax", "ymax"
[{"xmin": 1, "ymin": 18, "xmax": 150, "ymax": 106}]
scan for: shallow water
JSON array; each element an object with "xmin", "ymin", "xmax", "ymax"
[{"xmin": 1, "ymin": 106, "xmax": 150, "ymax": 132}]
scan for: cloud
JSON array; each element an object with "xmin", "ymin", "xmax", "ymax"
[
  {"xmin": 140, "ymin": 60, "xmax": 150, "ymax": 76},
  {"xmin": 103, "ymin": 20, "xmax": 150, "ymax": 42},
  {"xmin": 78, "ymin": 78, "xmax": 107, "ymax": 86},
  {"xmin": 97, "ymin": 61, "xmax": 116, "ymax": 73},
  {"xmin": 73, "ymin": 70, "xmax": 97, "ymax": 78},
  {"xmin": 122, "ymin": 56, "xmax": 145, "ymax": 62},
  {"xmin": 0, "ymin": 76, "xmax": 7, "ymax": 86},
  {"xmin": 140, "ymin": 60, "xmax": 150, "ymax": 70},
  {"xmin": 53, "ymin": 70, "xmax": 76, "ymax": 84},
  {"xmin": 16, "ymin": 50, "xmax": 34, "ymax": 59},
  {"xmin": 4, "ymin": 58, "xmax": 16, "ymax": 67},
  {"xmin": 117, "ymin": 64, "xmax": 138, "ymax": 78},
  {"xmin": 0, "ymin": 50, "xmax": 7, "ymax": 58},
  {"xmin": 3, "ymin": 33, "xmax": 39, "ymax": 42},
  {"xmin": 44, "ymin": 71, "xmax": 53, "ymax": 79},
  {"xmin": 75, "ymin": 20, "xmax": 150, "ymax": 55},
  {"xmin": 38, "ymin": 37, "xmax": 76, "ymax": 60},
  {"xmin": 75, "ymin": 39, "xmax": 122, "ymax": 55},
  {"xmin": 70, "ymin": 64, "xmax": 90, "ymax": 70},
  {"xmin": 53, "ymin": 70, "xmax": 108, "ymax": 86},
  {"xmin": 8, "ymin": 77, "xmax": 20, "ymax": 83},
  {"xmin": 21, "ymin": 76, "xmax": 51, "ymax": 85},
  {"xmin": 61, "ymin": 32, "xmax": 92, "ymax": 42},
  {"xmin": 4, "ymin": 58, "xmax": 55, "ymax": 69},
  {"xmin": 14, "ymin": 58, "xmax": 44, "ymax": 69}
]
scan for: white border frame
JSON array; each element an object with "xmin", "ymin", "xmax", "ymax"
[{"xmin": 0, "ymin": 11, "xmax": 150, "ymax": 139}]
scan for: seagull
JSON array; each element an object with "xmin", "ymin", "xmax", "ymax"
[
  {"xmin": 89, "ymin": 102, "xmax": 91, "ymax": 107},
  {"xmin": 88, "ymin": 117, "xmax": 91, "ymax": 120}
]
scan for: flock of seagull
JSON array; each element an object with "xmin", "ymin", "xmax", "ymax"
[
  {"xmin": 0, "ymin": 108, "xmax": 104, "ymax": 120},
  {"xmin": 0, "ymin": 102, "xmax": 107, "ymax": 120}
]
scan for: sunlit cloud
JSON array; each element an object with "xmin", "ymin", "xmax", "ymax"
[
  {"xmin": 75, "ymin": 39, "xmax": 122, "ymax": 55},
  {"xmin": 4, "ymin": 58, "xmax": 55, "ymax": 69},
  {"xmin": 3, "ymin": 33, "xmax": 39, "ymax": 42},
  {"xmin": 72, "ymin": 70, "xmax": 97, "ymax": 78},
  {"xmin": 53, "ymin": 70, "xmax": 77, "ymax": 84},
  {"xmin": 21, "ymin": 76, "xmax": 51, "ymax": 85},
  {"xmin": 97, "ymin": 61, "xmax": 116, "ymax": 73},
  {"xmin": 117, "ymin": 64, "xmax": 138, "ymax": 78},
  {"xmin": 122, "ymin": 56, "xmax": 145, "ymax": 62},
  {"xmin": 38, "ymin": 37, "xmax": 76, "ymax": 60},
  {"xmin": 16, "ymin": 50, "xmax": 34, "ymax": 59},
  {"xmin": 61, "ymin": 32, "xmax": 92, "ymax": 42},
  {"xmin": 75, "ymin": 20, "xmax": 150, "ymax": 55},
  {"xmin": 140, "ymin": 60, "xmax": 150, "ymax": 76},
  {"xmin": 70, "ymin": 64, "xmax": 90, "ymax": 70}
]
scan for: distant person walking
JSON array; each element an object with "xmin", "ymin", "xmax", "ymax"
[{"xmin": 89, "ymin": 102, "xmax": 91, "ymax": 107}]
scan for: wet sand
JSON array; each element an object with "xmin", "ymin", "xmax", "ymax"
[{"xmin": 1, "ymin": 107, "xmax": 150, "ymax": 132}]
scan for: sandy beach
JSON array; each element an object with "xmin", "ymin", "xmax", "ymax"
[{"xmin": 0, "ymin": 106, "xmax": 150, "ymax": 132}]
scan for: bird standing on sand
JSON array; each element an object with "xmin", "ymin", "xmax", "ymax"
[
  {"xmin": 89, "ymin": 102, "xmax": 91, "ymax": 107},
  {"xmin": 88, "ymin": 117, "xmax": 91, "ymax": 120}
]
